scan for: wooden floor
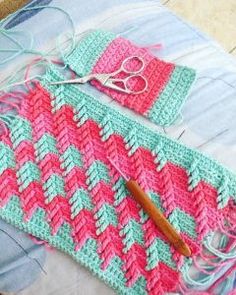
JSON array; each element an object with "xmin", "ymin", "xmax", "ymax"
[
  {"xmin": 162, "ymin": 0, "xmax": 236, "ymax": 57},
  {"xmin": 0, "ymin": 0, "xmax": 29, "ymax": 19}
]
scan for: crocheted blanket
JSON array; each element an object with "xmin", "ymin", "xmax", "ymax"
[{"xmin": 0, "ymin": 64, "xmax": 235, "ymax": 294}]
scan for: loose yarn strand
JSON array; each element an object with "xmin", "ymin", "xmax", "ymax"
[{"xmin": 0, "ymin": 3, "xmax": 77, "ymax": 90}]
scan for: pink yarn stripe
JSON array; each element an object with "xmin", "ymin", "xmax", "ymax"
[
  {"xmin": 38, "ymin": 153, "xmax": 62, "ymax": 182},
  {"xmin": 98, "ymin": 225, "xmax": 123, "ymax": 270},
  {"xmin": 92, "ymin": 37, "xmax": 175, "ymax": 114},
  {"xmin": 14, "ymin": 140, "xmax": 35, "ymax": 166},
  {"xmin": 74, "ymin": 115, "xmax": 124, "ymax": 269},
  {"xmin": 91, "ymin": 182, "xmax": 115, "ymax": 209},
  {"xmin": 52, "ymin": 104, "xmax": 97, "ymax": 249},
  {"xmin": 64, "ymin": 166, "xmax": 88, "ymax": 196},
  {"xmin": 128, "ymin": 144, "xmax": 182, "ymax": 292},
  {"xmin": 72, "ymin": 209, "xmax": 97, "ymax": 251},
  {"xmin": 20, "ymin": 181, "xmax": 46, "ymax": 221},
  {"xmin": 105, "ymin": 134, "xmax": 135, "ymax": 181},
  {"xmin": 147, "ymin": 262, "xmax": 179, "ymax": 294},
  {"xmin": 0, "ymin": 168, "xmax": 18, "ymax": 207},
  {"xmin": 116, "ymin": 196, "xmax": 141, "ymax": 225},
  {"xmin": 11, "ymin": 94, "xmax": 47, "ymax": 221},
  {"xmin": 101, "ymin": 128, "xmax": 151, "ymax": 285},
  {"xmin": 53, "ymin": 105, "xmax": 83, "ymax": 153},
  {"xmin": 25, "ymin": 84, "xmax": 71, "ymax": 235},
  {"xmin": 124, "ymin": 243, "xmax": 148, "ymax": 287},
  {"xmin": 0, "ymin": 133, "xmax": 45, "ymax": 221}
]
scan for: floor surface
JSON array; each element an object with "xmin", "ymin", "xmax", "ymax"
[{"xmin": 162, "ymin": 0, "xmax": 236, "ymax": 56}]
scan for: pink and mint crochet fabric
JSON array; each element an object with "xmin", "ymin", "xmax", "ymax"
[
  {"xmin": 0, "ymin": 64, "xmax": 235, "ymax": 294},
  {"xmin": 64, "ymin": 30, "xmax": 196, "ymax": 126}
]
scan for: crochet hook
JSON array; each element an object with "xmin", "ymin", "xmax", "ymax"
[{"xmin": 108, "ymin": 158, "xmax": 191, "ymax": 257}]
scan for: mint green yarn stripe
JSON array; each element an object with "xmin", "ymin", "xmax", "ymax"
[
  {"xmin": 130, "ymin": 277, "xmax": 147, "ymax": 295},
  {"xmin": 169, "ymin": 208, "xmax": 196, "ymax": 239},
  {"xmin": 143, "ymin": 196, "xmax": 196, "ymax": 269},
  {"xmin": 143, "ymin": 194, "xmax": 196, "ymax": 239},
  {"xmin": 147, "ymin": 237, "xmax": 176, "ymax": 270},
  {"xmin": 42, "ymin": 68, "xmax": 236, "ymax": 203},
  {"xmin": 140, "ymin": 192, "xmax": 164, "ymax": 222},
  {"xmin": 17, "ymin": 161, "xmax": 41, "ymax": 191},
  {"xmin": 69, "ymin": 188, "xmax": 93, "ymax": 219},
  {"xmin": 64, "ymin": 30, "xmax": 115, "ymax": 76},
  {"xmin": 60, "ymin": 145, "xmax": 83, "ymax": 175},
  {"xmin": 10, "ymin": 117, "xmax": 33, "ymax": 148},
  {"xmin": 113, "ymin": 177, "xmax": 129, "ymax": 205},
  {"xmin": 44, "ymin": 173, "xmax": 65, "ymax": 202},
  {"xmin": 121, "ymin": 219, "xmax": 144, "ymax": 252},
  {"xmin": 35, "ymin": 133, "xmax": 58, "ymax": 161},
  {"xmin": 86, "ymin": 160, "xmax": 111, "ymax": 190},
  {"xmin": 95, "ymin": 203, "xmax": 118, "ymax": 234},
  {"xmin": 148, "ymin": 65, "xmax": 196, "ymax": 126},
  {"xmin": 0, "ymin": 142, "xmax": 15, "ymax": 175},
  {"xmin": 0, "ymin": 196, "xmax": 146, "ymax": 295}
]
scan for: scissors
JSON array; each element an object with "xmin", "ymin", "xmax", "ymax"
[{"xmin": 50, "ymin": 56, "xmax": 148, "ymax": 95}]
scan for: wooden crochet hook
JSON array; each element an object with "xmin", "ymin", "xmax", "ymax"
[{"xmin": 109, "ymin": 158, "xmax": 191, "ymax": 257}]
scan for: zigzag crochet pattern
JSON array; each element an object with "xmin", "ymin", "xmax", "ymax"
[
  {"xmin": 0, "ymin": 64, "xmax": 235, "ymax": 294},
  {"xmin": 64, "ymin": 30, "xmax": 196, "ymax": 126}
]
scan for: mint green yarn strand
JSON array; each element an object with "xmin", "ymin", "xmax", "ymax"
[
  {"xmin": 0, "ymin": 4, "xmax": 76, "ymax": 90},
  {"xmin": 204, "ymin": 237, "xmax": 236, "ymax": 260},
  {"xmin": 1, "ymin": 5, "xmax": 76, "ymax": 58},
  {"xmin": 0, "ymin": 49, "xmax": 20, "ymax": 52},
  {"xmin": 56, "ymin": 32, "xmax": 77, "ymax": 61},
  {"xmin": 182, "ymin": 262, "xmax": 214, "ymax": 287},
  {"xmin": 0, "ymin": 22, "xmax": 35, "ymax": 65},
  {"xmin": 0, "ymin": 30, "xmax": 30, "ymax": 65},
  {"xmin": 1, "ymin": 5, "xmax": 75, "ymax": 41},
  {"xmin": 0, "ymin": 114, "xmax": 16, "ymax": 127},
  {"xmin": 1, "ymin": 30, "xmax": 24, "ymax": 49}
]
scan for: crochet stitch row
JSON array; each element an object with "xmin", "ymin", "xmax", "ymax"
[
  {"xmin": 0, "ymin": 65, "xmax": 235, "ymax": 294},
  {"xmin": 64, "ymin": 30, "xmax": 196, "ymax": 126}
]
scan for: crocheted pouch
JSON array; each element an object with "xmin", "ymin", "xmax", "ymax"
[
  {"xmin": 0, "ymin": 64, "xmax": 235, "ymax": 295},
  {"xmin": 64, "ymin": 30, "xmax": 196, "ymax": 126}
]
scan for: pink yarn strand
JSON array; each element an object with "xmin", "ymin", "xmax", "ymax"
[
  {"xmin": 0, "ymin": 119, "xmax": 8, "ymax": 139},
  {"xmin": 219, "ymin": 223, "xmax": 236, "ymax": 239},
  {"xmin": 141, "ymin": 43, "xmax": 163, "ymax": 52},
  {"xmin": 0, "ymin": 90, "xmax": 29, "ymax": 113},
  {"xmin": 24, "ymin": 57, "xmax": 63, "ymax": 91},
  {"xmin": 207, "ymin": 263, "xmax": 236, "ymax": 293},
  {"xmin": 193, "ymin": 256, "xmax": 220, "ymax": 275}
]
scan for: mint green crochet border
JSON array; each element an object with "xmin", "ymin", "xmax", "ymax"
[
  {"xmin": 148, "ymin": 65, "xmax": 196, "ymax": 126},
  {"xmin": 42, "ymin": 65, "xmax": 236, "ymax": 200},
  {"xmin": 64, "ymin": 30, "xmax": 116, "ymax": 76}
]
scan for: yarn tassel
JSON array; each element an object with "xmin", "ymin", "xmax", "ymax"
[
  {"xmin": 207, "ymin": 263, "xmax": 236, "ymax": 293},
  {"xmin": 0, "ymin": 90, "xmax": 25, "ymax": 139},
  {"xmin": 30, "ymin": 235, "xmax": 53, "ymax": 251},
  {"xmin": 180, "ymin": 227, "xmax": 236, "ymax": 294}
]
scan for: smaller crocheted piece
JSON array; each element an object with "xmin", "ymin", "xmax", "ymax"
[{"xmin": 64, "ymin": 29, "xmax": 196, "ymax": 126}]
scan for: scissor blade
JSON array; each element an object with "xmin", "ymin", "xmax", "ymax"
[
  {"xmin": 50, "ymin": 80, "xmax": 72, "ymax": 85},
  {"xmin": 49, "ymin": 75, "xmax": 93, "ymax": 86}
]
